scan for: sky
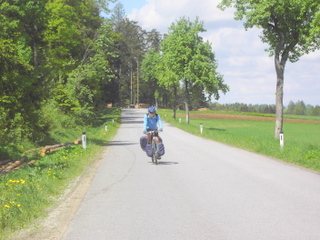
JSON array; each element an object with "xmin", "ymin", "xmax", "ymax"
[{"xmin": 110, "ymin": 0, "xmax": 320, "ymax": 106}]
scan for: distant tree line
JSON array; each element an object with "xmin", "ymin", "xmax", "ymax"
[
  {"xmin": 285, "ymin": 101, "xmax": 320, "ymax": 116},
  {"xmin": 209, "ymin": 101, "xmax": 320, "ymax": 116}
]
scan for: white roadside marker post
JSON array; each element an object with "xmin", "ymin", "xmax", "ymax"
[
  {"xmin": 280, "ymin": 131, "xmax": 284, "ymax": 149},
  {"xmin": 82, "ymin": 132, "xmax": 87, "ymax": 150}
]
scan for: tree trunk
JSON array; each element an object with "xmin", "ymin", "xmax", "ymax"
[
  {"xmin": 118, "ymin": 64, "xmax": 122, "ymax": 106},
  {"xmin": 130, "ymin": 68, "xmax": 133, "ymax": 105},
  {"xmin": 185, "ymin": 101, "xmax": 190, "ymax": 124},
  {"xmin": 33, "ymin": 24, "xmax": 38, "ymax": 68},
  {"xmin": 275, "ymin": 75, "xmax": 284, "ymax": 139},
  {"xmin": 274, "ymin": 56, "xmax": 285, "ymax": 139},
  {"xmin": 173, "ymin": 85, "xmax": 177, "ymax": 120},
  {"xmin": 136, "ymin": 59, "xmax": 139, "ymax": 104},
  {"xmin": 33, "ymin": 41, "xmax": 38, "ymax": 68},
  {"xmin": 185, "ymin": 80, "xmax": 190, "ymax": 124},
  {"xmin": 155, "ymin": 98, "xmax": 158, "ymax": 109}
]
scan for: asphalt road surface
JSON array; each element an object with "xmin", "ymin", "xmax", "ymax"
[{"xmin": 62, "ymin": 108, "xmax": 320, "ymax": 240}]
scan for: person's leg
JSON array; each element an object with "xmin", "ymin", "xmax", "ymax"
[
  {"xmin": 155, "ymin": 135, "xmax": 164, "ymax": 157},
  {"xmin": 145, "ymin": 132, "xmax": 152, "ymax": 156},
  {"xmin": 147, "ymin": 133, "xmax": 152, "ymax": 144}
]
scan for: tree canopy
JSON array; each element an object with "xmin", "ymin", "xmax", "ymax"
[
  {"xmin": 154, "ymin": 17, "xmax": 229, "ymax": 121},
  {"xmin": 218, "ymin": 0, "xmax": 320, "ymax": 138}
]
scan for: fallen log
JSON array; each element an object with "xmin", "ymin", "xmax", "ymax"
[
  {"xmin": 40, "ymin": 138, "xmax": 81, "ymax": 156},
  {"xmin": 28, "ymin": 160, "xmax": 36, "ymax": 165},
  {"xmin": 41, "ymin": 143, "xmax": 68, "ymax": 157},
  {"xmin": 0, "ymin": 159, "xmax": 12, "ymax": 166},
  {"xmin": 0, "ymin": 165, "xmax": 7, "ymax": 171},
  {"xmin": 1, "ymin": 156, "xmax": 28, "ymax": 173},
  {"xmin": 24, "ymin": 147, "xmax": 43, "ymax": 153},
  {"xmin": 0, "ymin": 136, "xmax": 82, "ymax": 175},
  {"xmin": 73, "ymin": 138, "xmax": 82, "ymax": 145},
  {"xmin": 42, "ymin": 143, "xmax": 65, "ymax": 153}
]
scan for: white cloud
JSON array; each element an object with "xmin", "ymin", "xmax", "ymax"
[
  {"xmin": 126, "ymin": 0, "xmax": 320, "ymax": 106},
  {"xmin": 129, "ymin": 0, "xmax": 235, "ymax": 32}
]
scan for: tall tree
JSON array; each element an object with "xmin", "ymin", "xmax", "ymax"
[
  {"xmin": 111, "ymin": 17, "xmax": 147, "ymax": 105},
  {"xmin": 0, "ymin": 0, "xmax": 113, "ymax": 147},
  {"xmin": 43, "ymin": 0, "xmax": 104, "ymax": 112},
  {"xmin": 157, "ymin": 17, "xmax": 229, "ymax": 122},
  {"xmin": 110, "ymin": 2, "xmax": 125, "ymax": 26},
  {"xmin": 66, "ymin": 22, "xmax": 118, "ymax": 122},
  {"xmin": 0, "ymin": 0, "xmax": 46, "ymax": 145},
  {"xmin": 145, "ymin": 29, "xmax": 162, "ymax": 51},
  {"xmin": 218, "ymin": 0, "xmax": 320, "ymax": 138},
  {"xmin": 141, "ymin": 49, "xmax": 163, "ymax": 106},
  {"xmin": 140, "ymin": 29, "xmax": 164, "ymax": 106}
]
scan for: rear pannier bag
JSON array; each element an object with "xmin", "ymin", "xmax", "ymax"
[
  {"xmin": 140, "ymin": 135, "xmax": 164, "ymax": 156},
  {"xmin": 140, "ymin": 136, "xmax": 147, "ymax": 151},
  {"xmin": 157, "ymin": 142, "xmax": 165, "ymax": 156}
]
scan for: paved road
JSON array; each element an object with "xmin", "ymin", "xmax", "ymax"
[{"xmin": 62, "ymin": 108, "xmax": 320, "ymax": 240}]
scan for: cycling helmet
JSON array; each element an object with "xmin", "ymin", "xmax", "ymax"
[{"xmin": 148, "ymin": 106, "xmax": 156, "ymax": 112}]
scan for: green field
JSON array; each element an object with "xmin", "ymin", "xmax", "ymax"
[{"xmin": 158, "ymin": 109, "xmax": 320, "ymax": 172}]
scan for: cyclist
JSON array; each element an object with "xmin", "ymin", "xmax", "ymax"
[{"xmin": 143, "ymin": 106, "xmax": 164, "ymax": 157}]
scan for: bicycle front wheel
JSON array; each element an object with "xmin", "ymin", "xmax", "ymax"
[
  {"xmin": 151, "ymin": 139, "xmax": 157, "ymax": 164},
  {"xmin": 154, "ymin": 152, "xmax": 158, "ymax": 165}
]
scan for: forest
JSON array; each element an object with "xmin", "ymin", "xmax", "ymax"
[
  {"xmin": 0, "ymin": 0, "xmax": 319, "ymax": 160},
  {"xmin": 0, "ymin": 0, "xmax": 228, "ymax": 157},
  {"xmin": 0, "ymin": 0, "xmax": 163, "ymax": 159}
]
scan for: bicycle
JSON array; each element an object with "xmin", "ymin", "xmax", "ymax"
[{"xmin": 146, "ymin": 130, "xmax": 161, "ymax": 165}]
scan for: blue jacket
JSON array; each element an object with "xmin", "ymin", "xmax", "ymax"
[{"xmin": 143, "ymin": 113, "xmax": 163, "ymax": 131}]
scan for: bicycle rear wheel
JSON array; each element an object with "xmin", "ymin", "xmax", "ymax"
[
  {"xmin": 151, "ymin": 139, "xmax": 157, "ymax": 164},
  {"xmin": 154, "ymin": 151, "xmax": 158, "ymax": 165}
]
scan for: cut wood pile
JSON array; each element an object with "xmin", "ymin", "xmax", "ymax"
[{"xmin": 0, "ymin": 138, "xmax": 82, "ymax": 175}]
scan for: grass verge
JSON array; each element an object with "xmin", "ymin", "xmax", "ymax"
[
  {"xmin": 0, "ymin": 108, "xmax": 121, "ymax": 240},
  {"xmin": 158, "ymin": 109, "xmax": 320, "ymax": 172}
]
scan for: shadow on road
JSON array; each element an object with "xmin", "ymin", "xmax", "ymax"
[
  {"xmin": 107, "ymin": 141, "xmax": 138, "ymax": 146},
  {"xmin": 149, "ymin": 161, "xmax": 179, "ymax": 165},
  {"xmin": 121, "ymin": 116, "xmax": 143, "ymax": 125},
  {"xmin": 89, "ymin": 139, "xmax": 138, "ymax": 147}
]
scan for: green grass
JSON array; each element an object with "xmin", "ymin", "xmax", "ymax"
[
  {"xmin": 283, "ymin": 114, "xmax": 320, "ymax": 121},
  {"xmin": 0, "ymin": 108, "xmax": 121, "ymax": 240},
  {"xmin": 158, "ymin": 109, "xmax": 320, "ymax": 172}
]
